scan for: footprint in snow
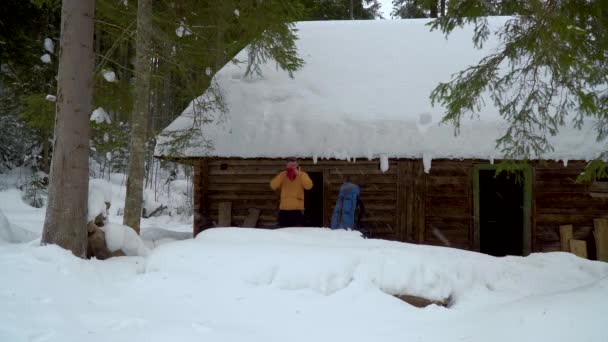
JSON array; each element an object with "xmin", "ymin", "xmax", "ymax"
[
  {"xmin": 192, "ymin": 322, "xmax": 212, "ymax": 333},
  {"xmin": 28, "ymin": 330, "xmax": 56, "ymax": 342}
]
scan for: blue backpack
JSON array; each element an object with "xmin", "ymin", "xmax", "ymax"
[{"xmin": 331, "ymin": 182, "xmax": 361, "ymax": 229}]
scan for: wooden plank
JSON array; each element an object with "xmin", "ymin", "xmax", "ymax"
[
  {"xmin": 405, "ymin": 161, "xmax": 414, "ymax": 242},
  {"xmin": 200, "ymin": 159, "xmax": 211, "ymax": 230},
  {"xmin": 323, "ymin": 169, "xmax": 330, "ymax": 227},
  {"xmin": 397, "ymin": 161, "xmax": 407, "ymax": 241},
  {"xmin": 218, "ymin": 202, "xmax": 232, "ymax": 227},
  {"xmin": 594, "ymin": 218, "xmax": 608, "ymax": 262},
  {"xmin": 192, "ymin": 160, "xmax": 203, "ymax": 236},
  {"xmin": 414, "ymin": 160, "xmax": 426, "ymax": 243},
  {"xmin": 569, "ymin": 239, "xmax": 588, "ymax": 259},
  {"xmin": 241, "ymin": 208, "xmax": 261, "ymax": 228},
  {"xmin": 536, "ymin": 213, "xmax": 608, "ymax": 225},
  {"xmin": 559, "ymin": 225, "xmax": 573, "ymax": 252}
]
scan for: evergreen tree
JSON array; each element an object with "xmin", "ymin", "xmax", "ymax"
[
  {"xmin": 41, "ymin": 0, "xmax": 96, "ymax": 257},
  {"xmin": 428, "ymin": 0, "xmax": 608, "ymax": 179},
  {"xmin": 124, "ymin": 0, "xmax": 152, "ymax": 234},
  {"xmin": 301, "ymin": 0, "xmax": 383, "ymax": 20},
  {"xmin": 0, "ymin": 0, "xmax": 61, "ymax": 173}
]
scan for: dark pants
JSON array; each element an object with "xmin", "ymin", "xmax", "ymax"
[{"xmin": 278, "ymin": 210, "xmax": 305, "ymax": 228}]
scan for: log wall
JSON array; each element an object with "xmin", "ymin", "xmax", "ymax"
[
  {"xmin": 533, "ymin": 160, "xmax": 608, "ymax": 253},
  {"xmin": 192, "ymin": 158, "xmax": 608, "ymax": 255}
]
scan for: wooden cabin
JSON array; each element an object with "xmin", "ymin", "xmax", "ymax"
[{"xmin": 157, "ymin": 18, "xmax": 608, "ymax": 258}]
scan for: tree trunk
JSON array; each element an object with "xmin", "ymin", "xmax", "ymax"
[
  {"xmin": 430, "ymin": 0, "xmax": 439, "ymax": 18},
  {"xmin": 41, "ymin": 138, "xmax": 50, "ymax": 174},
  {"xmin": 41, "ymin": 0, "xmax": 95, "ymax": 257},
  {"xmin": 440, "ymin": 0, "xmax": 446, "ymax": 17},
  {"xmin": 123, "ymin": 0, "xmax": 152, "ymax": 234}
]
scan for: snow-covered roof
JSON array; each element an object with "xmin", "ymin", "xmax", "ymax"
[{"xmin": 155, "ymin": 18, "xmax": 602, "ymax": 162}]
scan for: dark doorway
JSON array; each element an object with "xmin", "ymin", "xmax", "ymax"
[
  {"xmin": 479, "ymin": 170, "xmax": 524, "ymax": 256},
  {"xmin": 304, "ymin": 172, "xmax": 324, "ymax": 227}
]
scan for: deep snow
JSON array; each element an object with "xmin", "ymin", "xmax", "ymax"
[
  {"xmin": 0, "ymin": 227, "xmax": 607, "ymax": 342},
  {"xmin": 1, "ymin": 171, "xmax": 607, "ymax": 341}
]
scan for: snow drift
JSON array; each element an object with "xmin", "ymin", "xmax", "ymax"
[{"xmin": 1, "ymin": 227, "xmax": 607, "ymax": 342}]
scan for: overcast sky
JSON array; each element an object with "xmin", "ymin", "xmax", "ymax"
[{"xmin": 378, "ymin": 0, "xmax": 394, "ymax": 19}]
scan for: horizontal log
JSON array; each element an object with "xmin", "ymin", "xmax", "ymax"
[
  {"xmin": 426, "ymin": 196, "xmax": 471, "ymax": 209},
  {"xmin": 208, "ymin": 183, "xmax": 277, "ymax": 192},
  {"xmin": 209, "ymin": 192, "xmax": 278, "ymax": 201},
  {"xmin": 426, "ymin": 206, "xmax": 472, "ymax": 219},
  {"xmin": 327, "ymin": 174, "xmax": 398, "ymax": 184},
  {"xmin": 536, "ymin": 211, "xmax": 608, "ymax": 222}
]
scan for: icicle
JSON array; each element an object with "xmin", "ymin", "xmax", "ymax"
[
  {"xmin": 423, "ymin": 153, "xmax": 432, "ymax": 173},
  {"xmin": 563, "ymin": 159, "xmax": 568, "ymax": 168},
  {"xmin": 380, "ymin": 155, "xmax": 389, "ymax": 173},
  {"xmin": 489, "ymin": 155, "xmax": 494, "ymax": 165},
  {"xmin": 312, "ymin": 155, "xmax": 318, "ymax": 164}
]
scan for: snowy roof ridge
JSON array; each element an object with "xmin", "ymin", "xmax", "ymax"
[{"xmin": 155, "ymin": 17, "xmax": 602, "ymax": 162}]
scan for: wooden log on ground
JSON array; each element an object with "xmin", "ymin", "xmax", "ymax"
[
  {"xmin": 594, "ymin": 218, "xmax": 608, "ymax": 262},
  {"xmin": 559, "ymin": 224, "xmax": 573, "ymax": 252},
  {"xmin": 218, "ymin": 201, "xmax": 232, "ymax": 227},
  {"xmin": 86, "ymin": 222, "xmax": 112, "ymax": 260},
  {"xmin": 394, "ymin": 294, "xmax": 451, "ymax": 308},
  {"xmin": 241, "ymin": 208, "xmax": 261, "ymax": 228},
  {"xmin": 569, "ymin": 239, "xmax": 588, "ymax": 259}
]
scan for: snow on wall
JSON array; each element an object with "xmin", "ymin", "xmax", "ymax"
[{"xmin": 155, "ymin": 18, "xmax": 603, "ymax": 162}]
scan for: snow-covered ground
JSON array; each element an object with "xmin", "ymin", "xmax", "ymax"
[{"xmin": 1, "ymin": 174, "xmax": 608, "ymax": 341}]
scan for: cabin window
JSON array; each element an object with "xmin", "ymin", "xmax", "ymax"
[
  {"xmin": 304, "ymin": 172, "xmax": 324, "ymax": 227},
  {"xmin": 220, "ymin": 163, "xmax": 228, "ymax": 170},
  {"xmin": 473, "ymin": 166, "xmax": 532, "ymax": 256}
]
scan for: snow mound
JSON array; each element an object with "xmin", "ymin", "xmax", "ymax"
[
  {"xmin": 148, "ymin": 228, "xmax": 608, "ymax": 304},
  {"xmin": 0, "ymin": 209, "xmax": 39, "ymax": 244},
  {"xmin": 102, "ymin": 223, "xmax": 150, "ymax": 257},
  {"xmin": 143, "ymin": 189, "xmax": 163, "ymax": 216},
  {"xmin": 88, "ymin": 178, "xmax": 112, "ymax": 222},
  {"xmin": 1, "ymin": 226, "xmax": 607, "ymax": 342}
]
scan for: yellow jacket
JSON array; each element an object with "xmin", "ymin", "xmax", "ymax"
[{"xmin": 270, "ymin": 171, "xmax": 313, "ymax": 210}]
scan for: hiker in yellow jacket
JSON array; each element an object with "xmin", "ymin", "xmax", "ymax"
[{"xmin": 270, "ymin": 158, "xmax": 313, "ymax": 227}]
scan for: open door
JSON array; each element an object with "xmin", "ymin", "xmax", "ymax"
[
  {"xmin": 474, "ymin": 166, "xmax": 532, "ymax": 256},
  {"xmin": 304, "ymin": 172, "xmax": 324, "ymax": 227}
]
